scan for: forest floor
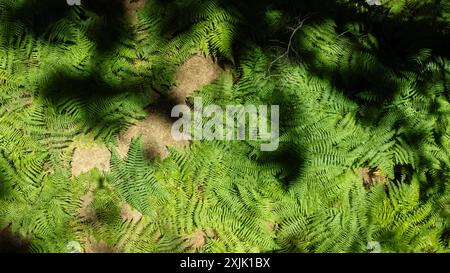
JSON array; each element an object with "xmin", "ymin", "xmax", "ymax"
[
  {"xmin": 71, "ymin": 54, "xmax": 222, "ymax": 252},
  {"xmin": 71, "ymin": 53, "xmax": 223, "ymax": 177},
  {"xmin": 68, "ymin": 0, "xmax": 224, "ymax": 252},
  {"xmin": 116, "ymin": 54, "xmax": 223, "ymax": 160}
]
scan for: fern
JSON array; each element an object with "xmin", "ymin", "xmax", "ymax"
[{"xmin": 0, "ymin": 0, "xmax": 449, "ymax": 254}]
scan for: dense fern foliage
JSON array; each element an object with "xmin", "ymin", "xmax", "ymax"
[{"xmin": 0, "ymin": 0, "xmax": 449, "ymax": 253}]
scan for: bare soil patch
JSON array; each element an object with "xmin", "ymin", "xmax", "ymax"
[
  {"xmin": 118, "ymin": 54, "xmax": 223, "ymax": 160},
  {"xmin": 78, "ymin": 192, "xmax": 97, "ymax": 223},
  {"xmin": 359, "ymin": 167, "xmax": 387, "ymax": 189},
  {"xmin": 168, "ymin": 54, "xmax": 223, "ymax": 104},
  {"xmin": 71, "ymin": 145, "xmax": 111, "ymax": 177},
  {"xmin": 120, "ymin": 203, "xmax": 143, "ymax": 224},
  {"xmin": 183, "ymin": 229, "xmax": 207, "ymax": 251},
  {"xmin": 117, "ymin": 106, "xmax": 190, "ymax": 160}
]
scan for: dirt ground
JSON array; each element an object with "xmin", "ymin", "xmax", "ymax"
[
  {"xmin": 359, "ymin": 167, "xmax": 387, "ymax": 189},
  {"xmin": 71, "ymin": 54, "xmax": 223, "ymax": 176},
  {"xmin": 77, "ymin": 194, "xmax": 142, "ymax": 253},
  {"xmin": 117, "ymin": 53, "xmax": 223, "ymax": 160},
  {"xmin": 78, "ymin": 192, "xmax": 97, "ymax": 223},
  {"xmin": 168, "ymin": 54, "xmax": 223, "ymax": 105},
  {"xmin": 70, "ymin": 53, "xmax": 223, "ymax": 252},
  {"xmin": 183, "ymin": 229, "xmax": 207, "ymax": 250},
  {"xmin": 120, "ymin": 203, "xmax": 143, "ymax": 224},
  {"xmin": 71, "ymin": 145, "xmax": 111, "ymax": 177}
]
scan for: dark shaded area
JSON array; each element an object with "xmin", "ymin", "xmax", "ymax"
[
  {"xmin": 0, "ymin": 226, "xmax": 30, "ymax": 253},
  {"xmin": 1, "ymin": 0, "xmax": 173, "ymax": 139},
  {"xmin": 5, "ymin": 0, "xmax": 71, "ymax": 36},
  {"xmin": 5, "ymin": 0, "xmax": 449, "ymax": 105},
  {"xmin": 256, "ymin": 90, "xmax": 308, "ymax": 187},
  {"xmin": 82, "ymin": 0, "xmax": 132, "ymax": 51}
]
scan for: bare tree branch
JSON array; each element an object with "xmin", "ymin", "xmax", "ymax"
[{"xmin": 266, "ymin": 16, "xmax": 310, "ymax": 75}]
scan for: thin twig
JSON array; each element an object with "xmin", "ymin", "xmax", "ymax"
[
  {"xmin": 337, "ymin": 30, "xmax": 351, "ymax": 38},
  {"xmin": 266, "ymin": 16, "xmax": 310, "ymax": 75}
]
